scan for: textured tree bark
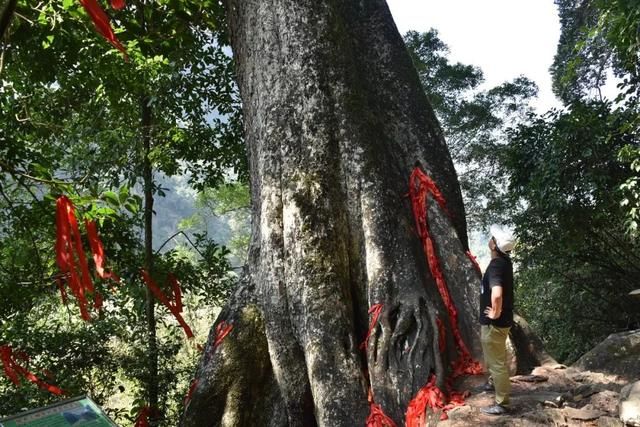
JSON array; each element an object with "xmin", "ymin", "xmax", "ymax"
[{"xmin": 182, "ymin": 1, "xmax": 482, "ymax": 425}]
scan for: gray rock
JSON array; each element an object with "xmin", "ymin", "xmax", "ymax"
[
  {"xmin": 522, "ymin": 408, "xmax": 567, "ymax": 426},
  {"xmin": 573, "ymin": 330, "xmax": 640, "ymax": 381},
  {"xmin": 620, "ymin": 381, "xmax": 640, "ymax": 426},
  {"xmin": 446, "ymin": 405, "xmax": 472, "ymax": 420},
  {"xmin": 597, "ymin": 416, "xmax": 624, "ymax": 427},
  {"xmin": 564, "ymin": 406, "xmax": 604, "ymax": 421}
]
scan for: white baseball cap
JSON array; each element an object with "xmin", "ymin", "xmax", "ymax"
[{"xmin": 490, "ymin": 224, "xmax": 516, "ymax": 253}]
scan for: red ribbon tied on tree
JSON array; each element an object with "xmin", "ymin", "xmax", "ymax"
[
  {"xmin": 0, "ymin": 345, "xmax": 65, "ymax": 396},
  {"xmin": 140, "ymin": 270, "xmax": 194, "ymax": 339},
  {"xmin": 360, "ymin": 303, "xmax": 384, "ymax": 351},
  {"xmin": 406, "ymin": 166, "xmax": 484, "ymax": 423},
  {"xmin": 366, "ymin": 402, "xmax": 397, "ymax": 427},
  {"xmin": 85, "ymin": 219, "xmax": 121, "ymax": 283},
  {"xmin": 56, "ymin": 195, "xmax": 118, "ymax": 321},
  {"xmin": 213, "ymin": 321, "xmax": 233, "ymax": 349},
  {"xmin": 405, "ymin": 374, "xmax": 446, "ymax": 425},
  {"xmin": 78, "ymin": 0, "xmax": 128, "ymax": 58}
]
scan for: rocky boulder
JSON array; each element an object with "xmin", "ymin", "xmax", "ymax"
[
  {"xmin": 620, "ymin": 381, "xmax": 640, "ymax": 426},
  {"xmin": 509, "ymin": 314, "xmax": 557, "ymax": 374},
  {"xmin": 573, "ymin": 329, "xmax": 640, "ymax": 381}
]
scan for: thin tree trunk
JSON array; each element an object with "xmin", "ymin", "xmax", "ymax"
[
  {"xmin": 182, "ymin": 1, "xmax": 480, "ymax": 425},
  {"xmin": 141, "ymin": 94, "xmax": 159, "ymax": 421}
]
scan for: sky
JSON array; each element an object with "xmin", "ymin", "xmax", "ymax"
[{"xmin": 386, "ymin": 0, "xmax": 562, "ymax": 113}]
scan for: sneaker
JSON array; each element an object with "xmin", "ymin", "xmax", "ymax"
[
  {"xmin": 473, "ymin": 381, "xmax": 495, "ymax": 393},
  {"xmin": 480, "ymin": 404, "xmax": 508, "ymax": 415},
  {"xmin": 481, "ymin": 382, "xmax": 495, "ymax": 392}
]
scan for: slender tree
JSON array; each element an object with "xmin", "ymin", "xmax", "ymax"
[{"xmin": 182, "ymin": 1, "xmax": 484, "ymax": 425}]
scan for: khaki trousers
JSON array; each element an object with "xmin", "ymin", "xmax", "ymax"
[{"xmin": 481, "ymin": 324, "xmax": 511, "ymax": 406}]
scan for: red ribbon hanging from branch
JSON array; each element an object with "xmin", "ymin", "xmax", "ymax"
[
  {"xmin": 0, "ymin": 345, "xmax": 65, "ymax": 396},
  {"xmin": 85, "ymin": 220, "xmax": 121, "ymax": 284},
  {"xmin": 140, "ymin": 270, "xmax": 194, "ymax": 339},
  {"xmin": 56, "ymin": 196, "xmax": 100, "ymax": 320},
  {"xmin": 77, "ymin": 0, "xmax": 128, "ymax": 59}
]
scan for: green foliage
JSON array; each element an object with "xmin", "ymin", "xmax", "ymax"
[
  {"xmin": 0, "ymin": 0, "xmax": 244, "ymax": 424},
  {"xmin": 181, "ymin": 182, "xmax": 250, "ymax": 266},
  {"xmin": 504, "ymin": 101, "xmax": 640, "ymax": 362},
  {"xmin": 551, "ymin": 0, "xmax": 640, "ymax": 237},
  {"xmin": 405, "ymin": 29, "xmax": 538, "ymax": 228}
]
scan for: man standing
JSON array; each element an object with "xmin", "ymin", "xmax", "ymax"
[{"xmin": 479, "ymin": 224, "xmax": 515, "ymax": 415}]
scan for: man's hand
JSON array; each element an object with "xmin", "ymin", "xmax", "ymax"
[
  {"xmin": 486, "ymin": 285, "xmax": 503, "ymax": 319},
  {"xmin": 484, "ymin": 306, "xmax": 501, "ymax": 319}
]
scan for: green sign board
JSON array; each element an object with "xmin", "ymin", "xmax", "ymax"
[{"xmin": 0, "ymin": 395, "xmax": 117, "ymax": 427}]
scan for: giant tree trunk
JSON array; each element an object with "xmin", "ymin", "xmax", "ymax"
[{"xmin": 182, "ymin": 1, "xmax": 482, "ymax": 425}]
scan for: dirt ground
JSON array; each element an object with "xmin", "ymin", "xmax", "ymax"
[{"xmin": 431, "ymin": 365, "xmax": 628, "ymax": 426}]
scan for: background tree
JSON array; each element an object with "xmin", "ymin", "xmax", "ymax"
[
  {"xmin": 404, "ymin": 29, "xmax": 538, "ymax": 228},
  {"xmin": 493, "ymin": 0, "xmax": 640, "ymax": 362},
  {"xmin": 503, "ymin": 101, "xmax": 640, "ymax": 361},
  {"xmin": 0, "ymin": 0, "xmax": 243, "ymax": 424}
]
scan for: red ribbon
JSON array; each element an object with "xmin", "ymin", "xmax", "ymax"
[
  {"xmin": 213, "ymin": 321, "xmax": 233, "ymax": 349},
  {"xmin": 110, "ymin": 0, "xmax": 125, "ymax": 10},
  {"xmin": 85, "ymin": 220, "xmax": 120, "ymax": 284},
  {"xmin": 408, "ymin": 167, "xmax": 481, "ymax": 372},
  {"xmin": 466, "ymin": 250, "xmax": 482, "ymax": 276},
  {"xmin": 56, "ymin": 196, "xmax": 99, "ymax": 320},
  {"xmin": 367, "ymin": 402, "xmax": 397, "ymax": 427},
  {"xmin": 405, "ymin": 374, "xmax": 447, "ymax": 425},
  {"xmin": 140, "ymin": 270, "xmax": 194, "ymax": 339},
  {"xmin": 360, "ymin": 303, "xmax": 383, "ymax": 350},
  {"xmin": 134, "ymin": 406, "xmax": 155, "ymax": 427},
  {"xmin": 184, "ymin": 378, "xmax": 199, "ymax": 406},
  {"xmin": 78, "ymin": 0, "xmax": 128, "ymax": 59},
  {"xmin": 0, "ymin": 345, "xmax": 65, "ymax": 396},
  {"xmin": 407, "ymin": 167, "xmax": 484, "ymax": 423}
]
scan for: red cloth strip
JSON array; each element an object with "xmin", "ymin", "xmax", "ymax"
[
  {"xmin": 0, "ymin": 345, "xmax": 20, "ymax": 386},
  {"xmin": 56, "ymin": 196, "xmax": 92, "ymax": 321},
  {"xmin": 408, "ymin": 167, "xmax": 480, "ymax": 373},
  {"xmin": 360, "ymin": 303, "xmax": 384, "ymax": 350},
  {"xmin": 213, "ymin": 321, "xmax": 233, "ymax": 348},
  {"xmin": 366, "ymin": 402, "xmax": 397, "ymax": 427},
  {"xmin": 0, "ymin": 345, "xmax": 64, "ymax": 395},
  {"xmin": 85, "ymin": 220, "xmax": 120, "ymax": 283},
  {"xmin": 405, "ymin": 374, "xmax": 447, "ymax": 425},
  {"xmin": 110, "ymin": 0, "xmax": 125, "ymax": 10},
  {"xmin": 56, "ymin": 278, "xmax": 68, "ymax": 305},
  {"xmin": 78, "ymin": 0, "xmax": 127, "ymax": 58},
  {"xmin": 466, "ymin": 250, "xmax": 482, "ymax": 276},
  {"xmin": 167, "ymin": 273, "xmax": 182, "ymax": 313},
  {"xmin": 134, "ymin": 406, "xmax": 151, "ymax": 427},
  {"xmin": 184, "ymin": 378, "xmax": 199, "ymax": 406},
  {"xmin": 407, "ymin": 166, "xmax": 484, "ymax": 423},
  {"xmin": 140, "ymin": 270, "xmax": 194, "ymax": 339}
]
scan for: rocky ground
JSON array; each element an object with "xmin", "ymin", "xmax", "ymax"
[{"xmin": 434, "ymin": 364, "xmax": 630, "ymax": 426}]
